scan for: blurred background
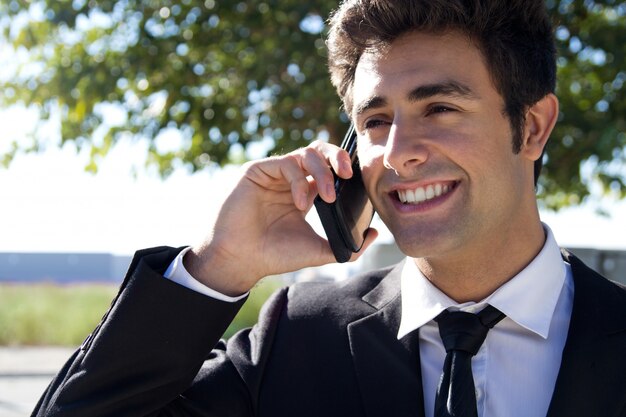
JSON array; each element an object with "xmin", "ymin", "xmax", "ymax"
[{"xmin": 0, "ymin": 0, "xmax": 625, "ymax": 415}]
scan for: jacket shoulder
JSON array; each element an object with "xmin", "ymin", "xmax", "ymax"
[
  {"xmin": 563, "ymin": 249, "xmax": 626, "ymax": 293},
  {"xmin": 279, "ymin": 263, "xmax": 400, "ymax": 322},
  {"xmin": 563, "ymin": 249, "xmax": 626, "ymax": 323}
]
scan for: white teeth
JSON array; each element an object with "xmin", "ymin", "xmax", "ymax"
[
  {"xmin": 425, "ymin": 185, "xmax": 435, "ymax": 199},
  {"xmin": 397, "ymin": 183, "xmax": 454, "ymax": 204},
  {"xmin": 405, "ymin": 189, "xmax": 415, "ymax": 201}
]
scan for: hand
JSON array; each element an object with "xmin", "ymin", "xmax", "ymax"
[{"xmin": 184, "ymin": 141, "xmax": 378, "ymax": 296}]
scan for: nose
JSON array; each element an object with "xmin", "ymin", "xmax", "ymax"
[{"xmin": 382, "ymin": 122, "xmax": 429, "ymax": 176}]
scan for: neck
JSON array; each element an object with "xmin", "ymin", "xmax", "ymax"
[{"xmin": 413, "ymin": 221, "xmax": 546, "ymax": 303}]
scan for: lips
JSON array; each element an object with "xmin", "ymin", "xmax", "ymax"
[{"xmin": 396, "ymin": 181, "xmax": 457, "ymax": 204}]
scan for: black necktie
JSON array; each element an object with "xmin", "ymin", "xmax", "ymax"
[{"xmin": 434, "ymin": 305, "xmax": 506, "ymax": 417}]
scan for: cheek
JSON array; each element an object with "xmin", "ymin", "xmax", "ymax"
[
  {"xmin": 461, "ymin": 143, "xmax": 522, "ymax": 203},
  {"xmin": 357, "ymin": 141, "xmax": 385, "ymax": 196},
  {"xmin": 357, "ymin": 142, "xmax": 385, "ymax": 187}
]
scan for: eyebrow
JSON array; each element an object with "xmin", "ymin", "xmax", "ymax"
[{"xmin": 353, "ymin": 81, "xmax": 478, "ymax": 117}]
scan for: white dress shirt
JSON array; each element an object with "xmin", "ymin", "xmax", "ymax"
[
  {"xmin": 165, "ymin": 225, "xmax": 574, "ymax": 417},
  {"xmin": 164, "ymin": 246, "xmax": 248, "ymax": 302},
  {"xmin": 398, "ymin": 225, "xmax": 574, "ymax": 417}
]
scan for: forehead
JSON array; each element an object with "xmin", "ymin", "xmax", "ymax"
[{"xmin": 352, "ymin": 31, "xmax": 495, "ymax": 112}]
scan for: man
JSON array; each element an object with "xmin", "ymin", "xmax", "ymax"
[{"xmin": 33, "ymin": 0, "xmax": 626, "ymax": 416}]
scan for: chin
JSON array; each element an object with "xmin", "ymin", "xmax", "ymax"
[
  {"xmin": 391, "ymin": 231, "xmax": 435, "ymax": 258},
  {"xmin": 389, "ymin": 224, "xmax": 461, "ymax": 260}
]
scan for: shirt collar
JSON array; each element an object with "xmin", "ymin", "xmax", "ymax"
[{"xmin": 397, "ymin": 224, "xmax": 567, "ymax": 340}]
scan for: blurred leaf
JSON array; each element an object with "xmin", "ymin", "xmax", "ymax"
[{"xmin": 0, "ymin": 0, "xmax": 624, "ymax": 209}]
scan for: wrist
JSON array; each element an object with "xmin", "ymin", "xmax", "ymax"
[{"xmin": 183, "ymin": 245, "xmax": 259, "ymax": 297}]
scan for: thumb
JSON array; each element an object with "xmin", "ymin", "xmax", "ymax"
[{"xmin": 348, "ymin": 227, "xmax": 379, "ymax": 262}]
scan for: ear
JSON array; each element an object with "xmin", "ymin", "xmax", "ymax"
[{"xmin": 521, "ymin": 93, "xmax": 559, "ymax": 162}]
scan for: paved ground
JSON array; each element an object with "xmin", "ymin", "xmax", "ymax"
[{"xmin": 0, "ymin": 347, "xmax": 74, "ymax": 417}]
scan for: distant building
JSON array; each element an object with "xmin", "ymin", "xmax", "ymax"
[
  {"xmin": 0, "ymin": 246, "xmax": 624, "ymax": 285},
  {"xmin": 359, "ymin": 243, "xmax": 626, "ymax": 285},
  {"xmin": 0, "ymin": 252, "xmax": 132, "ymax": 283},
  {"xmin": 563, "ymin": 247, "xmax": 626, "ymax": 285}
]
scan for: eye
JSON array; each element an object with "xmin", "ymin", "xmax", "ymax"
[
  {"xmin": 363, "ymin": 119, "xmax": 389, "ymax": 130},
  {"xmin": 426, "ymin": 105, "xmax": 457, "ymax": 116}
]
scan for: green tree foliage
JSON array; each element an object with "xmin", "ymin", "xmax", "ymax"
[
  {"xmin": 0, "ymin": 0, "xmax": 625, "ymax": 208},
  {"xmin": 542, "ymin": 0, "xmax": 626, "ymax": 208}
]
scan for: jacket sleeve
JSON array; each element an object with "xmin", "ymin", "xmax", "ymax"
[{"xmin": 30, "ymin": 246, "xmax": 275, "ymax": 417}]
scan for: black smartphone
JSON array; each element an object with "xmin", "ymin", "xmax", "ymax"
[{"xmin": 314, "ymin": 124, "xmax": 375, "ymax": 263}]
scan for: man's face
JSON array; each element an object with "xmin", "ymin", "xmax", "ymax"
[{"xmin": 352, "ymin": 30, "xmax": 538, "ymax": 262}]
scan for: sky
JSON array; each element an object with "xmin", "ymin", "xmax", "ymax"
[{"xmin": 1, "ymin": 105, "xmax": 626, "ymax": 258}]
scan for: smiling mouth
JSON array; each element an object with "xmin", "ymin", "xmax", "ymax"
[{"xmin": 396, "ymin": 181, "xmax": 458, "ymax": 204}]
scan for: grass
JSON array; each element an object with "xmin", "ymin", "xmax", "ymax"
[
  {"xmin": 0, "ymin": 278, "xmax": 283, "ymax": 346},
  {"xmin": 0, "ymin": 283, "xmax": 118, "ymax": 346}
]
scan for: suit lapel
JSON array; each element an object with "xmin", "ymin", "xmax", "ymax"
[
  {"xmin": 547, "ymin": 250, "xmax": 626, "ymax": 417},
  {"xmin": 347, "ymin": 251, "xmax": 626, "ymax": 417},
  {"xmin": 348, "ymin": 264, "xmax": 426, "ymax": 417}
]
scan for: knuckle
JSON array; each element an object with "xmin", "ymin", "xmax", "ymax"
[
  {"xmin": 242, "ymin": 159, "xmax": 257, "ymax": 170},
  {"xmin": 281, "ymin": 153, "xmax": 301, "ymax": 168},
  {"xmin": 301, "ymin": 146, "xmax": 320, "ymax": 158},
  {"xmin": 308, "ymin": 139, "xmax": 326, "ymax": 150},
  {"xmin": 241, "ymin": 159, "xmax": 260, "ymax": 175},
  {"xmin": 293, "ymin": 176, "xmax": 309, "ymax": 187}
]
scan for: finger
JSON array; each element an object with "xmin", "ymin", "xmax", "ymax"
[
  {"xmin": 348, "ymin": 227, "xmax": 379, "ymax": 262},
  {"xmin": 244, "ymin": 157, "xmax": 309, "ymax": 210},
  {"xmin": 275, "ymin": 155, "xmax": 312, "ymax": 211},
  {"xmin": 300, "ymin": 147, "xmax": 337, "ymax": 203},
  {"xmin": 303, "ymin": 177, "xmax": 320, "ymax": 212},
  {"xmin": 292, "ymin": 178, "xmax": 324, "ymax": 214},
  {"xmin": 309, "ymin": 140, "xmax": 353, "ymax": 180}
]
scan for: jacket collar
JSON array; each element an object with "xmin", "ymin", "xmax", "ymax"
[
  {"xmin": 348, "ymin": 263, "xmax": 425, "ymax": 417},
  {"xmin": 548, "ymin": 249, "xmax": 626, "ymax": 417},
  {"xmin": 348, "ymin": 250, "xmax": 626, "ymax": 417}
]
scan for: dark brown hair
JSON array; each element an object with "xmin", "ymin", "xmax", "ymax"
[{"xmin": 327, "ymin": 0, "xmax": 556, "ymax": 183}]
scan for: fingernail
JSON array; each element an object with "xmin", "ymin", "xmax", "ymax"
[
  {"xmin": 344, "ymin": 160, "xmax": 353, "ymax": 176},
  {"xmin": 302, "ymin": 191, "xmax": 309, "ymax": 209},
  {"xmin": 326, "ymin": 183, "xmax": 335, "ymax": 200}
]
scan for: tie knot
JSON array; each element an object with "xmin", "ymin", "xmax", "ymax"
[{"xmin": 436, "ymin": 305, "xmax": 505, "ymax": 355}]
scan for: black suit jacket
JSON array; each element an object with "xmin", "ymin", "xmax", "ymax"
[{"xmin": 32, "ymin": 247, "xmax": 626, "ymax": 417}]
